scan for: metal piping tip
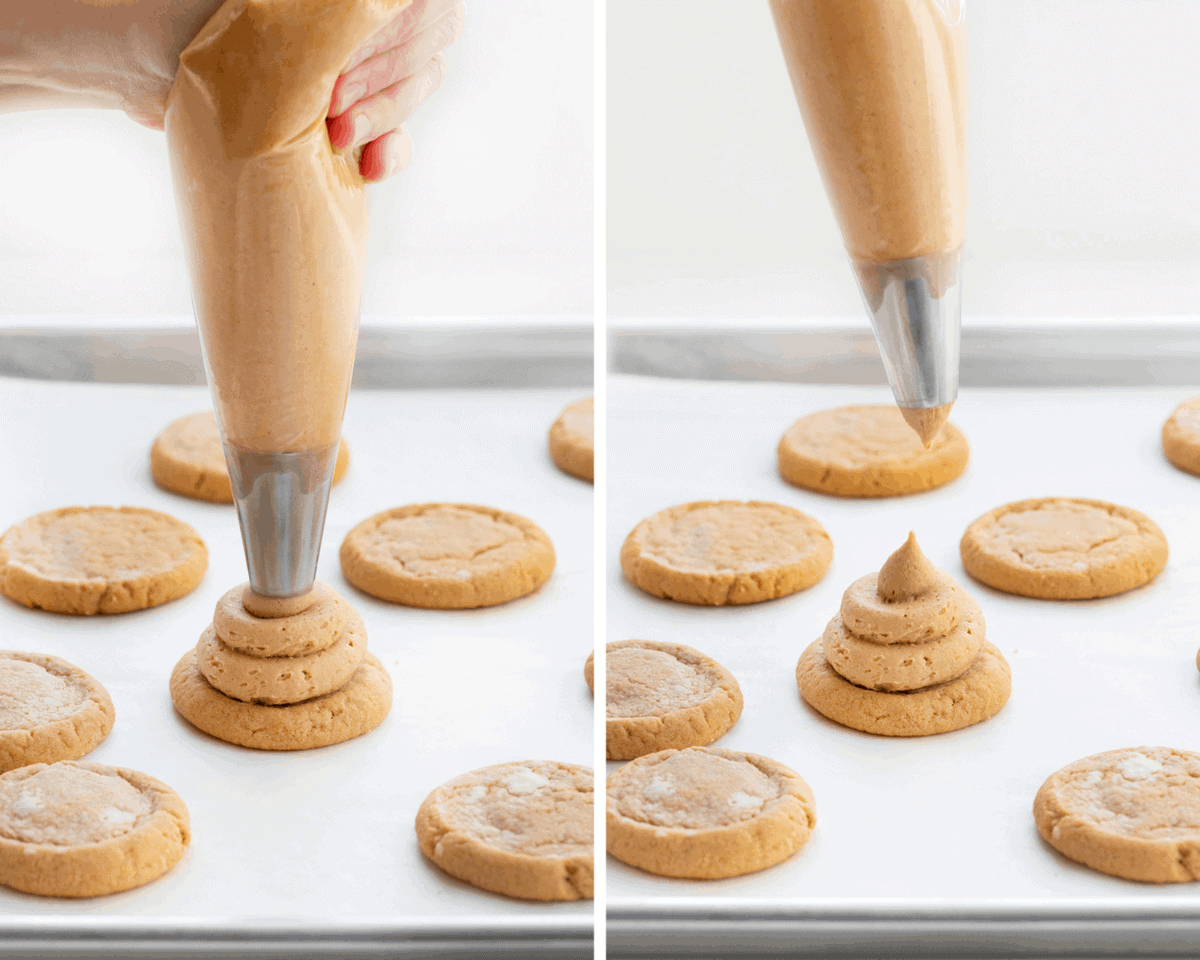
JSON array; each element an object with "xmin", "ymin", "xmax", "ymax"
[
  {"xmin": 224, "ymin": 442, "xmax": 341, "ymax": 598},
  {"xmin": 852, "ymin": 248, "xmax": 963, "ymax": 413}
]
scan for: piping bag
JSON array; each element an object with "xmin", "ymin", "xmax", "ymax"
[
  {"xmin": 770, "ymin": 0, "xmax": 967, "ymax": 447},
  {"xmin": 165, "ymin": 0, "xmax": 411, "ymax": 598}
]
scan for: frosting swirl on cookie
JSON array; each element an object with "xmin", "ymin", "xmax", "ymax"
[{"xmin": 824, "ymin": 533, "xmax": 984, "ymax": 691}]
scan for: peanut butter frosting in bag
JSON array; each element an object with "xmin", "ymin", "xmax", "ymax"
[
  {"xmin": 770, "ymin": 0, "xmax": 967, "ymax": 265},
  {"xmin": 165, "ymin": 0, "xmax": 411, "ymax": 454}
]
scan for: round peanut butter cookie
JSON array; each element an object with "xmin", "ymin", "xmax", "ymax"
[
  {"xmin": 1163, "ymin": 398, "xmax": 1200, "ymax": 477},
  {"xmin": 0, "ymin": 507, "xmax": 208, "ymax": 615},
  {"xmin": 604, "ymin": 640, "xmax": 743, "ymax": 760},
  {"xmin": 1034, "ymin": 747, "xmax": 1200, "ymax": 883},
  {"xmin": 0, "ymin": 760, "xmax": 190, "ymax": 897},
  {"xmin": 777, "ymin": 405, "xmax": 969, "ymax": 498},
  {"xmin": 607, "ymin": 746, "xmax": 816, "ymax": 879},
  {"xmin": 797, "ymin": 638, "xmax": 1011, "ymax": 737},
  {"xmin": 150, "ymin": 411, "xmax": 350, "ymax": 503},
  {"xmin": 620, "ymin": 501, "xmax": 832, "ymax": 605},
  {"xmin": 340, "ymin": 504, "xmax": 556, "ymax": 609},
  {"xmin": 960, "ymin": 498, "xmax": 1168, "ymax": 600},
  {"xmin": 548, "ymin": 397, "xmax": 593, "ymax": 483},
  {"xmin": 415, "ymin": 760, "xmax": 593, "ymax": 901},
  {"xmin": 0, "ymin": 653, "xmax": 115, "ymax": 773},
  {"xmin": 169, "ymin": 649, "xmax": 391, "ymax": 751}
]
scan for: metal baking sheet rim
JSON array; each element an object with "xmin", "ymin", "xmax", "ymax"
[
  {"xmin": 608, "ymin": 317, "xmax": 1200, "ymax": 387},
  {"xmin": 0, "ymin": 917, "xmax": 592, "ymax": 959},
  {"xmin": 0, "ymin": 319, "xmax": 593, "ymax": 389}
]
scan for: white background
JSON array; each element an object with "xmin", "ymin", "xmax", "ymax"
[
  {"xmin": 608, "ymin": 0, "xmax": 1200, "ymax": 320},
  {"xmin": 0, "ymin": 1, "xmax": 593, "ymax": 322}
]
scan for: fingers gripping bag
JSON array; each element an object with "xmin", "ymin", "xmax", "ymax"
[{"xmin": 164, "ymin": 0, "xmax": 411, "ymax": 595}]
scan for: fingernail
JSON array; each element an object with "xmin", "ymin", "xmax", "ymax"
[
  {"xmin": 338, "ymin": 82, "xmax": 365, "ymax": 113},
  {"xmin": 352, "ymin": 113, "xmax": 372, "ymax": 148}
]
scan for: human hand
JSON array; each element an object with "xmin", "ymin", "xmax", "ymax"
[{"xmin": 325, "ymin": 0, "xmax": 465, "ymax": 182}]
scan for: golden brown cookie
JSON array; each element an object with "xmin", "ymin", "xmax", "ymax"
[
  {"xmin": 169, "ymin": 649, "xmax": 391, "ymax": 751},
  {"xmin": 1034, "ymin": 747, "xmax": 1200, "ymax": 883},
  {"xmin": 0, "ymin": 507, "xmax": 208, "ymax": 615},
  {"xmin": 0, "ymin": 653, "xmax": 115, "ymax": 773},
  {"xmin": 1162, "ymin": 397, "xmax": 1200, "ymax": 477},
  {"xmin": 797, "ymin": 638, "xmax": 1011, "ymax": 736},
  {"xmin": 606, "ymin": 746, "xmax": 816, "ymax": 879},
  {"xmin": 777, "ymin": 405, "xmax": 969, "ymax": 497},
  {"xmin": 548, "ymin": 397, "xmax": 594, "ymax": 483},
  {"xmin": 0, "ymin": 760, "xmax": 190, "ymax": 897},
  {"xmin": 150, "ymin": 411, "xmax": 350, "ymax": 503},
  {"xmin": 340, "ymin": 504, "xmax": 556, "ymax": 609},
  {"xmin": 415, "ymin": 760, "xmax": 593, "ymax": 901},
  {"xmin": 620, "ymin": 501, "xmax": 832, "ymax": 605},
  {"xmin": 960, "ymin": 498, "xmax": 1168, "ymax": 600},
  {"xmin": 604, "ymin": 640, "xmax": 743, "ymax": 760},
  {"xmin": 584, "ymin": 650, "xmax": 594, "ymax": 691}
]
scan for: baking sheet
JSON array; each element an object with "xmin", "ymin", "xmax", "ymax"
[
  {"xmin": 606, "ymin": 371, "xmax": 1200, "ymax": 954},
  {"xmin": 0, "ymin": 372, "xmax": 593, "ymax": 956}
]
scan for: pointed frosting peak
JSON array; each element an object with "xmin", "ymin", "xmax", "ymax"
[
  {"xmin": 877, "ymin": 532, "xmax": 940, "ymax": 602},
  {"xmin": 901, "ymin": 402, "xmax": 953, "ymax": 448}
]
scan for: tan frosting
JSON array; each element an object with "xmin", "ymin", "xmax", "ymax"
[
  {"xmin": 606, "ymin": 647, "xmax": 719, "ymax": 719},
  {"xmin": 901, "ymin": 404, "xmax": 954, "ymax": 449},
  {"xmin": 0, "ymin": 764, "xmax": 150, "ymax": 846},
  {"xmin": 214, "ymin": 582, "xmax": 343, "ymax": 658},
  {"xmin": 165, "ymin": 0, "xmax": 411, "ymax": 453},
  {"xmin": 0, "ymin": 661, "xmax": 87, "ymax": 730},
  {"xmin": 824, "ymin": 593, "xmax": 983, "ymax": 691},
  {"xmin": 196, "ymin": 615, "xmax": 364, "ymax": 705},
  {"xmin": 770, "ymin": 0, "xmax": 966, "ymax": 264},
  {"xmin": 241, "ymin": 587, "xmax": 318, "ymax": 620},
  {"xmin": 200, "ymin": 580, "xmax": 362, "ymax": 703},
  {"xmin": 607, "ymin": 749, "xmax": 782, "ymax": 830},
  {"xmin": 428, "ymin": 761, "xmax": 592, "ymax": 858},
  {"xmin": 878, "ymin": 532, "xmax": 939, "ymax": 601},
  {"xmin": 826, "ymin": 533, "xmax": 984, "ymax": 692},
  {"xmin": 840, "ymin": 572, "xmax": 960, "ymax": 645}
]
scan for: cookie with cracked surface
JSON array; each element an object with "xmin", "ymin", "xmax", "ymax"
[
  {"xmin": 340, "ymin": 504, "xmax": 555, "ymax": 609},
  {"xmin": 0, "ymin": 507, "xmax": 207, "ymax": 614},
  {"xmin": 415, "ymin": 760, "xmax": 593, "ymax": 901},
  {"xmin": 603, "ymin": 640, "xmax": 743, "ymax": 760},
  {"xmin": 150, "ymin": 411, "xmax": 350, "ymax": 503},
  {"xmin": 169, "ymin": 649, "xmax": 391, "ymax": 751},
  {"xmin": 1162, "ymin": 397, "xmax": 1200, "ymax": 478},
  {"xmin": 620, "ymin": 500, "xmax": 832, "ymax": 605},
  {"xmin": 0, "ymin": 653, "xmax": 115, "ymax": 773},
  {"xmin": 797, "ymin": 638, "xmax": 1011, "ymax": 736},
  {"xmin": 777, "ymin": 405, "xmax": 969, "ymax": 498},
  {"xmin": 960, "ymin": 498, "xmax": 1168, "ymax": 599},
  {"xmin": 548, "ymin": 397, "xmax": 593, "ymax": 482},
  {"xmin": 606, "ymin": 746, "xmax": 816, "ymax": 879},
  {"xmin": 0, "ymin": 760, "xmax": 190, "ymax": 897},
  {"xmin": 1034, "ymin": 747, "xmax": 1200, "ymax": 883}
]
